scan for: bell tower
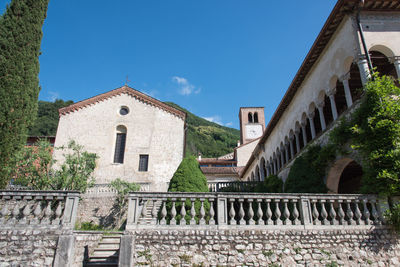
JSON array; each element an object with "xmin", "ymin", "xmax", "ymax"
[{"xmin": 239, "ymin": 107, "xmax": 266, "ymax": 145}]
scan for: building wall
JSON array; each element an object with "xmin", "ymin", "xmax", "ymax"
[
  {"xmin": 236, "ymin": 139, "xmax": 259, "ymax": 167},
  {"xmin": 53, "ymin": 93, "xmax": 185, "ymax": 191},
  {"xmin": 242, "ymin": 12, "xmax": 400, "ymax": 181}
]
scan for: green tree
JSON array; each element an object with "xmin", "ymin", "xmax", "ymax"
[
  {"xmin": 0, "ymin": 0, "xmax": 50, "ymax": 188},
  {"xmin": 331, "ymin": 75, "xmax": 400, "ymax": 195},
  {"xmin": 29, "ymin": 99, "xmax": 74, "ymax": 136},
  {"xmin": 168, "ymin": 156, "xmax": 209, "ymax": 193},
  {"xmin": 110, "ymin": 178, "xmax": 140, "ymax": 228},
  {"xmin": 10, "ymin": 140, "xmax": 97, "ymax": 193}
]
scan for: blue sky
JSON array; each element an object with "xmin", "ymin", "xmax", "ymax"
[{"xmin": 1, "ymin": 0, "xmax": 337, "ymax": 129}]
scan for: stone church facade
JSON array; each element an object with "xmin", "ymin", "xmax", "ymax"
[
  {"xmin": 53, "ymin": 85, "xmax": 186, "ymax": 191},
  {"xmin": 241, "ymin": 0, "xmax": 400, "ymax": 193}
]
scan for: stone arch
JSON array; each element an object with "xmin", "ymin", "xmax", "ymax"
[
  {"xmin": 326, "ymin": 158, "xmax": 363, "ymax": 194},
  {"xmin": 260, "ymin": 157, "xmax": 266, "ymax": 181},
  {"xmin": 343, "ymin": 56, "xmax": 355, "ymax": 75},
  {"xmin": 113, "ymin": 125, "xmax": 127, "ymax": 164},
  {"xmin": 370, "ymin": 44, "xmax": 395, "ymax": 58},
  {"xmin": 255, "ymin": 165, "xmax": 260, "ymax": 181},
  {"xmin": 369, "ymin": 49, "xmax": 398, "ymax": 79},
  {"xmin": 328, "ymin": 75, "xmax": 338, "ymax": 91},
  {"xmin": 248, "ymin": 112, "xmax": 253, "ymax": 123},
  {"xmin": 254, "ymin": 112, "xmax": 259, "ymax": 123},
  {"xmin": 251, "ymin": 171, "xmax": 255, "ymax": 181},
  {"xmin": 301, "ymin": 112, "xmax": 312, "ymax": 143}
]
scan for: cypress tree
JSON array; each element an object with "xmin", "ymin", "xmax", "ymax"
[{"xmin": 0, "ymin": 0, "xmax": 50, "ymax": 188}]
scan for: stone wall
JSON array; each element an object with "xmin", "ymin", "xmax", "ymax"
[
  {"xmin": 72, "ymin": 231, "xmax": 103, "ymax": 267},
  {"xmin": 128, "ymin": 228, "xmax": 400, "ymax": 266},
  {"xmin": 77, "ymin": 195, "xmax": 118, "ymax": 227},
  {"xmin": 0, "ymin": 229, "xmax": 61, "ymax": 267}
]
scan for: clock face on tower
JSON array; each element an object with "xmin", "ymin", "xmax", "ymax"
[{"xmin": 245, "ymin": 124, "xmax": 263, "ymax": 139}]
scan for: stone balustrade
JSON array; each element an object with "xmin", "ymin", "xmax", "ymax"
[
  {"xmin": 208, "ymin": 181, "xmax": 263, "ymax": 192},
  {"xmin": 126, "ymin": 192, "xmax": 387, "ymax": 230},
  {"xmin": 0, "ymin": 190, "xmax": 79, "ymax": 229}
]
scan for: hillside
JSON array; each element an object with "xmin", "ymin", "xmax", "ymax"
[
  {"xmin": 28, "ymin": 100, "xmax": 240, "ymax": 158},
  {"xmin": 164, "ymin": 102, "xmax": 240, "ymax": 158}
]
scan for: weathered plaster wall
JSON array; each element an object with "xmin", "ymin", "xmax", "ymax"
[
  {"xmin": 54, "ymin": 93, "xmax": 185, "ymax": 191},
  {"xmin": 236, "ymin": 139, "xmax": 259, "ymax": 167},
  {"xmin": 77, "ymin": 195, "xmax": 118, "ymax": 227},
  {"xmin": 0, "ymin": 229, "xmax": 60, "ymax": 266},
  {"xmin": 129, "ymin": 228, "xmax": 400, "ymax": 267}
]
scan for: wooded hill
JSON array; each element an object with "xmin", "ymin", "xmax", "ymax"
[{"xmin": 29, "ymin": 100, "xmax": 240, "ymax": 158}]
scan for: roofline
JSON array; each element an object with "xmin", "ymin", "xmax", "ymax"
[
  {"xmin": 240, "ymin": 0, "xmax": 400, "ymax": 177},
  {"xmin": 239, "ymin": 107, "xmax": 265, "ymax": 110},
  {"xmin": 58, "ymin": 85, "xmax": 187, "ymax": 120}
]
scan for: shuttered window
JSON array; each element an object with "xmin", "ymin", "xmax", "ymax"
[
  {"xmin": 139, "ymin": 155, "xmax": 149, "ymax": 172},
  {"xmin": 113, "ymin": 133, "xmax": 126, "ymax": 163}
]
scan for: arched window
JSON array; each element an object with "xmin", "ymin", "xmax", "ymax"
[
  {"xmin": 254, "ymin": 112, "xmax": 259, "ymax": 123},
  {"xmin": 248, "ymin": 112, "xmax": 253, "ymax": 123},
  {"xmin": 113, "ymin": 125, "xmax": 127, "ymax": 164}
]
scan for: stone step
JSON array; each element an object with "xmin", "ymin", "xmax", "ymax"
[
  {"xmin": 92, "ymin": 251, "xmax": 119, "ymax": 258},
  {"xmin": 88, "ymin": 254, "xmax": 119, "ymax": 261},
  {"xmin": 96, "ymin": 243, "xmax": 120, "ymax": 250},
  {"xmin": 85, "ymin": 262, "xmax": 118, "ymax": 267}
]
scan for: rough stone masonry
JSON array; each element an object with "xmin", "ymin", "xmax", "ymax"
[{"xmin": 127, "ymin": 228, "xmax": 400, "ymax": 267}]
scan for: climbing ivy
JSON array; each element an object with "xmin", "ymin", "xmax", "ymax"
[{"xmin": 330, "ymin": 74, "xmax": 400, "ymax": 196}]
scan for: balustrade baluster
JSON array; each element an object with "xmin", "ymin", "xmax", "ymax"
[
  {"xmin": 337, "ymin": 200, "xmax": 345, "ymax": 225},
  {"xmin": 0, "ymin": 203, "xmax": 9, "ymax": 224},
  {"xmin": 346, "ymin": 200, "xmax": 355, "ymax": 225},
  {"xmin": 209, "ymin": 198, "xmax": 215, "ymax": 225},
  {"xmin": 20, "ymin": 203, "xmax": 31, "ymax": 225},
  {"xmin": 291, "ymin": 200, "xmax": 300, "ymax": 225},
  {"xmin": 179, "ymin": 198, "xmax": 187, "ymax": 225},
  {"xmin": 160, "ymin": 200, "xmax": 167, "ymax": 225},
  {"xmin": 41, "ymin": 201, "xmax": 53, "ymax": 225},
  {"xmin": 274, "ymin": 199, "xmax": 282, "ymax": 225},
  {"xmin": 329, "ymin": 199, "xmax": 337, "ymax": 225},
  {"xmin": 238, "ymin": 199, "xmax": 245, "ymax": 225},
  {"xmin": 256, "ymin": 199, "xmax": 264, "ymax": 225},
  {"xmin": 354, "ymin": 200, "xmax": 363, "ymax": 225},
  {"xmin": 370, "ymin": 199, "xmax": 381, "ymax": 225},
  {"xmin": 140, "ymin": 200, "xmax": 148, "ymax": 225},
  {"xmin": 52, "ymin": 201, "xmax": 63, "ymax": 225},
  {"xmin": 283, "ymin": 199, "xmax": 290, "ymax": 225},
  {"xmin": 170, "ymin": 199, "xmax": 177, "ymax": 225},
  {"xmin": 320, "ymin": 200, "xmax": 328, "ymax": 225},
  {"xmin": 311, "ymin": 200, "xmax": 320, "ymax": 225},
  {"xmin": 376, "ymin": 200, "xmax": 385, "ymax": 224},
  {"xmin": 31, "ymin": 201, "xmax": 42, "ymax": 225},
  {"xmin": 229, "ymin": 199, "xmax": 236, "ymax": 225},
  {"xmin": 265, "ymin": 199, "xmax": 273, "ymax": 225},
  {"xmin": 199, "ymin": 199, "xmax": 206, "ymax": 225},
  {"xmin": 362, "ymin": 199, "xmax": 371, "ymax": 225},
  {"xmin": 248, "ymin": 199, "xmax": 255, "ymax": 225},
  {"xmin": 190, "ymin": 198, "xmax": 196, "ymax": 225}
]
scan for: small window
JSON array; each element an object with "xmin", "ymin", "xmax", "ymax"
[
  {"xmin": 119, "ymin": 106, "xmax": 129, "ymax": 115},
  {"xmin": 254, "ymin": 112, "xmax": 259, "ymax": 123},
  {"xmin": 113, "ymin": 126, "xmax": 127, "ymax": 163},
  {"xmin": 139, "ymin": 155, "xmax": 149, "ymax": 172},
  {"xmin": 248, "ymin": 112, "xmax": 253, "ymax": 123}
]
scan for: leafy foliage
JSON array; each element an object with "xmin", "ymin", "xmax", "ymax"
[
  {"xmin": 29, "ymin": 99, "xmax": 73, "ymax": 136},
  {"xmin": 284, "ymin": 145, "xmax": 336, "ymax": 193},
  {"xmin": 165, "ymin": 102, "xmax": 240, "ymax": 157},
  {"xmin": 254, "ymin": 175, "xmax": 283, "ymax": 193},
  {"xmin": 168, "ymin": 156, "xmax": 209, "ymax": 193},
  {"xmin": 10, "ymin": 140, "xmax": 97, "ymax": 193},
  {"xmin": 330, "ymin": 75, "xmax": 400, "ymax": 195},
  {"xmin": 385, "ymin": 203, "xmax": 400, "ymax": 233},
  {"xmin": 0, "ymin": 0, "xmax": 50, "ymax": 188},
  {"xmin": 110, "ymin": 178, "xmax": 140, "ymax": 228}
]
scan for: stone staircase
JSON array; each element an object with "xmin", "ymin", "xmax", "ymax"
[
  {"xmin": 138, "ymin": 199, "xmax": 162, "ymax": 225},
  {"xmin": 84, "ymin": 234, "xmax": 122, "ymax": 267}
]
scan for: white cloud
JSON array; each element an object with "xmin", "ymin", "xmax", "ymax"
[
  {"xmin": 172, "ymin": 76, "xmax": 200, "ymax": 96},
  {"xmin": 203, "ymin": 115, "xmax": 223, "ymax": 125},
  {"xmin": 48, "ymin": 91, "xmax": 59, "ymax": 102},
  {"xmin": 225, "ymin": 122, "xmax": 233, "ymax": 127}
]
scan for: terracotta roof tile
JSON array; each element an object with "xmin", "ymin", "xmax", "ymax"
[{"xmin": 59, "ymin": 85, "xmax": 186, "ymax": 120}]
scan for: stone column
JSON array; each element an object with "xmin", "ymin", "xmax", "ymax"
[
  {"xmin": 289, "ymin": 136, "xmax": 295, "ymax": 159},
  {"xmin": 316, "ymin": 101, "xmax": 326, "ymax": 131},
  {"xmin": 284, "ymin": 143, "xmax": 289, "ymax": 163},
  {"xmin": 266, "ymin": 163, "xmax": 270, "ymax": 177},
  {"xmin": 327, "ymin": 88, "xmax": 338, "ymax": 121},
  {"xmin": 301, "ymin": 121, "xmax": 308, "ymax": 146},
  {"xmin": 340, "ymin": 73, "xmax": 353, "ymax": 107},
  {"xmin": 295, "ymin": 129, "xmax": 301, "ymax": 153},
  {"xmin": 357, "ymin": 54, "xmax": 371, "ymax": 86},
  {"xmin": 307, "ymin": 111, "xmax": 316, "ymax": 139},
  {"xmin": 390, "ymin": 56, "xmax": 400, "ymax": 79}
]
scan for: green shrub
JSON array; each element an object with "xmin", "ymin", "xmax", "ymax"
[
  {"xmin": 385, "ymin": 203, "xmax": 400, "ymax": 233},
  {"xmin": 284, "ymin": 145, "xmax": 336, "ymax": 193},
  {"xmin": 254, "ymin": 175, "xmax": 283, "ymax": 193}
]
